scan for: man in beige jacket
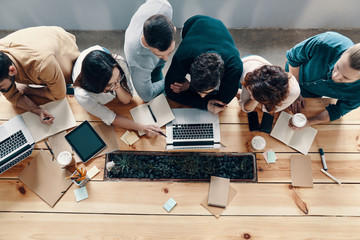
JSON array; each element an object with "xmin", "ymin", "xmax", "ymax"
[{"xmin": 0, "ymin": 26, "xmax": 79, "ymax": 124}]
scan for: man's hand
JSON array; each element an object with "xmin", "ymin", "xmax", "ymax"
[
  {"xmin": 170, "ymin": 79, "xmax": 190, "ymax": 93},
  {"xmin": 289, "ymin": 95, "xmax": 305, "ymax": 113},
  {"xmin": 39, "ymin": 109, "xmax": 54, "ymax": 125},
  {"xmin": 207, "ymin": 99, "xmax": 226, "ymax": 113}
]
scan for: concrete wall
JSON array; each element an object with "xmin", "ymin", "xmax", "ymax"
[{"xmin": 1, "ymin": 0, "xmax": 360, "ymax": 30}]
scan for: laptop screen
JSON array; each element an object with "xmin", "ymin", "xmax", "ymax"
[{"xmin": 65, "ymin": 121, "xmax": 106, "ymax": 163}]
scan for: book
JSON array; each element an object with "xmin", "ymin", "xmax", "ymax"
[
  {"xmin": 290, "ymin": 155, "xmax": 313, "ymax": 187},
  {"xmin": 207, "ymin": 176, "xmax": 230, "ymax": 208},
  {"xmin": 270, "ymin": 111, "xmax": 317, "ymax": 155},
  {"xmin": 130, "ymin": 94, "xmax": 175, "ymax": 136}
]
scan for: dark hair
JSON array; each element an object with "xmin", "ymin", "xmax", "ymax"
[
  {"xmin": 74, "ymin": 50, "xmax": 129, "ymax": 94},
  {"xmin": 347, "ymin": 43, "xmax": 360, "ymax": 70},
  {"xmin": 0, "ymin": 52, "xmax": 13, "ymax": 81},
  {"xmin": 243, "ymin": 65, "xmax": 289, "ymax": 113},
  {"xmin": 190, "ymin": 53, "xmax": 224, "ymax": 93},
  {"xmin": 143, "ymin": 14, "xmax": 175, "ymax": 51}
]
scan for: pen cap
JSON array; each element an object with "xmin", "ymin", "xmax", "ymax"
[{"xmin": 319, "ymin": 148, "xmax": 324, "ymax": 155}]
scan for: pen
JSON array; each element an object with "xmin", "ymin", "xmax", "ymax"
[
  {"xmin": 319, "ymin": 148, "xmax": 328, "ymax": 171},
  {"xmin": 43, "ymin": 117, "xmax": 51, "ymax": 121},
  {"xmin": 157, "ymin": 131, "xmax": 167, "ymax": 138},
  {"xmin": 320, "ymin": 169, "xmax": 341, "ymax": 184},
  {"xmin": 44, "ymin": 140, "xmax": 55, "ymax": 160},
  {"xmin": 147, "ymin": 105, "xmax": 157, "ymax": 122}
]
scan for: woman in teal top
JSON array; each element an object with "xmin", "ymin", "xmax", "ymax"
[{"xmin": 286, "ymin": 31, "xmax": 360, "ymax": 127}]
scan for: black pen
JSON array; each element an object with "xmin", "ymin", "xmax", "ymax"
[
  {"xmin": 157, "ymin": 131, "xmax": 167, "ymax": 138},
  {"xmin": 44, "ymin": 139, "xmax": 55, "ymax": 160},
  {"xmin": 147, "ymin": 105, "xmax": 157, "ymax": 122},
  {"xmin": 43, "ymin": 117, "xmax": 51, "ymax": 121}
]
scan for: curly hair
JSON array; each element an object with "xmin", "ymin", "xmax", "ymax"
[{"xmin": 242, "ymin": 65, "xmax": 290, "ymax": 113}]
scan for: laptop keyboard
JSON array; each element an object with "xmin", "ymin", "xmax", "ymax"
[
  {"xmin": 173, "ymin": 123, "xmax": 214, "ymax": 140},
  {"xmin": 0, "ymin": 130, "xmax": 27, "ymax": 158}
]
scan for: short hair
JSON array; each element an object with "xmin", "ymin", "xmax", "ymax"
[
  {"xmin": 190, "ymin": 53, "xmax": 224, "ymax": 93},
  {"xmin": 74, "ymin": 50, "xmax": 129, "ymax": 94},
  {"xmin": 346, "ymin": 43, "xmax": 360, "ymax": 70},
  {"xmin": 143, "ymin": 14, "xmax": 175, "ymax": 51},
  {"xmin": 243, "ymin": 65, "xmax": 290, "ymax": 113},
  {"xmin": 0, "ymin": 52, "xmax": 13, "ymax": 81}
]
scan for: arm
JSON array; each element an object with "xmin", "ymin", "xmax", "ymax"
[
  {"xmin": 306, "ymin": 110, "xmax": 330, "ymax": 126},
  {"xmin": 16, "ymin": 95, "xmax": 54, "ymax": 124},
  {"xmin": 111, "ymin": 115, "xmax": 162, "ymax": 137},
  {"xmin": 114, "ymin": 83, "xmax": 132, "ymax": 104}
]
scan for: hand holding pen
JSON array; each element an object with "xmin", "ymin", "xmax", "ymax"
[{"xmin": 39, "ymin": 109, "xmax": 54, "ymax": 125}]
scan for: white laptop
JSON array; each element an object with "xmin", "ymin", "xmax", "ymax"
[
  {"xmin": 166, "ymin": 108, "xmax": 221, "ymax": 150},
  {"xmin": 0, "ymin": 115, "xmax": 35, "ymax": 174}
]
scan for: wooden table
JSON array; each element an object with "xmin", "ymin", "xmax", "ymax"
[{"xmin": 1, "ymin": 94, "xmax": 360, "ymax": 239}]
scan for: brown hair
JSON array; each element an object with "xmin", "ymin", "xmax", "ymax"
[
  {"xmin": 242, "ymin": 65, "xmax": 290, "ymax": 113},
  {"xmin": 346, "ymin": 43, "xmax": 360, "ymax": 70}
]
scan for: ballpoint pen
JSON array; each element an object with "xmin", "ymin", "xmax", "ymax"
[{"xmin": 147, "ymin": 105, "xmax": 157, "ymax": 122}]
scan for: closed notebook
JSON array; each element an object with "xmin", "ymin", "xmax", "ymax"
[
  {"xmin": 130, "ymin": 94, "xmax": 174, "ymax": 136},
  {"xmin": 208, "ymin": 176, "xmax": 230, "ymax": 208},
  {"xmin": 270, "ymin": 111, "xmax": 317, "ymax": 155}
]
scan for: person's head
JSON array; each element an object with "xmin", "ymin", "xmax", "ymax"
[
  {"xmin": 0, "ymin": 52, "xmax": 17, "ymax": 92},
  {"xmin": 243, "ymin": 65, "xmax": 290, "ymax": 113},
  {"xmin": 332, "ymin": 43, "xmax": 360, "ymax": 83},
  {"xmin": 190, "ymin": 53, "xmax": 224, "ymax": 98},
  {"xmin": 143, "ymin": 14, "xmax": 176, "ymax": 61},
  {"xmin": 74, "ymin": 50, "xmax": 130, "ymax": 94}
]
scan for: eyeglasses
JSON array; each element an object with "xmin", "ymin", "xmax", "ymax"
[{"xmin": 105, "ymin": 69, "xmax": 125, "ymax": 93}]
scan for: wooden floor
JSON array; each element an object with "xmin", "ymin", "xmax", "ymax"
[{"xmin": 1, "ymin": 94, "xmax": 360, "ymax": 240}]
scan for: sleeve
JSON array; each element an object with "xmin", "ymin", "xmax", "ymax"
[
  {"xmin": 38, "ymin": 55, "xmax": 66, "ymax": 100},
  {"xmin": 75, "ymin": 92, "xmax": 116, "ymax": 126},
  {"xmin": 286, "ymin": 33, "xmax": 324, "ymax": 67},
  {"xmin": 130, "ymin": 65, "xmax": 164, "ymax": 102},
  {"xmin": 1, "ymin": 82, "xmax": 22, "ymax": 106},
  {"xmin": 326, "ymin": 99, "xmax": 360, "ymax": 121},
  {"xmin": 239, "ymin": 88, "xmax": 253, "ymax": 113}
]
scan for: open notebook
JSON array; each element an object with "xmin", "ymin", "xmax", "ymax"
[
  {"xmin": 270, "ymin": 112, "xmax": 317, "ymax": 155},
  {"xmin": 130, "ymin": 94, "xmax": 174, "ymax": 136}
]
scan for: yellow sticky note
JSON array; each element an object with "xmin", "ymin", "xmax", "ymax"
[
  {"xmin": 125, "ymin": 131, "xmax": 140, "ymax": 145},
  {"xmin": 120, "ymin": 131, "xmax": 131, "ymax": 145},
  {"xmin": 86, "ymin": 166, "xmax": 100, "ymax": 179}
]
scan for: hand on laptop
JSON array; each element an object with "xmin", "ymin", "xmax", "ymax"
[
  {"xmin": 141, "ymin": 124, "xmax": 163, "ymax": 137},
  {"xmin": 208, "ymin": 99, "xmax": 226, "ymax": 114},
  {"xmin": 170, "ymin": 79, "xmax": 190, "ymax": 93},
  {"xmin": 39, "ymin": 109, "xmax": 54, "ymax": 125}
]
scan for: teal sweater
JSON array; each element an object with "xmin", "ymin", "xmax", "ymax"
[
  {"xmin": 286, "ymin": 31, "xmax": 360, "ymax": 121},
  {"xmin": 165, "ymin": 15, "xmax": 242, "ymax": 109}
]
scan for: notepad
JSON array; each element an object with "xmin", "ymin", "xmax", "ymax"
[
  {"xmin": 208, "ymin": 176, "xmax": 230, "ymax": 208},
  {"xmin": 74, "ymin": 186, "xmax": 88, "ymax": 202},
  {"xmin": 290, "ymin": 155, "xmax": 313, "ymax": 187},
  {"xmin": 270, "ymin": 112, "xmax": 317, "ymax": 155},
  {"xmin": 120, "ymin": 131, "xmax": 140, "ymax": 145},
  {"xmin": 163, "ymin": 197, "xmax": 177, "ymax": 212},
  {"xmin": 130, "ymin": 94, "xmax": 174, "ymax": 136}
]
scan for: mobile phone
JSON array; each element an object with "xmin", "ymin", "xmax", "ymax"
[
  {"xmin": 211, "ymin": 102, "xmax": 225, "ymax": 107},
  {"xmin": 260, "ymin": 112, "xmax": 274, "ymax": 133},
  {"xmin": 247, "ymin": 111, "xmax": 260, "ymax": 131}
]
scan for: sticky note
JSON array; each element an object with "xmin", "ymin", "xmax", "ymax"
[
  {"xmin": 86, "ymin": 166, "xmax": 100, "ymax": 179},
  {"xmin": 163, "ymin": 197, "xmax": 177, "ymax": 212},
  {"xmin": 120, "ymin": 131, "xmax": 131, "ymax": 145},
  {"xmin": 266, "ymin": 150, "xmax": 277, "ymax": 163},
  {"xmin": 125, "ymin": 131, "xmax": 140, "ymax": 145},
  {"xmin": 74, "ymin": 186, "xmax": 88, "ymax": 202}
]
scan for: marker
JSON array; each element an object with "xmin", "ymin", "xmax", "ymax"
[
  {"xmin": 319, "ymin": 148, "xmax": 328, "ymax": 171},
  {"xmin": 320, "ymin": 169, "xmax": 341, "ymax": 184},
  {"xmin": 147, "ymin": 105, "xmax": 157, "ymax": 122}
]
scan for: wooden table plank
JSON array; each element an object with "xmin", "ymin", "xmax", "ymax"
[
  {"xmin": 257, "ymin": 153, "xmax": 360, "ymax": 183},
  {"xmin": 1, "ymin": 213, "xmax": 360, "ymax": 240},
  {"xmin": 2, "ymin": 180, "xmax": 360, "ymax": 216}
]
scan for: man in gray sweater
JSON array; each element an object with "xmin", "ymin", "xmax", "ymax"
[{"xmin": 124, "ymin": 0, "xmax": 176, "ymax": 102}]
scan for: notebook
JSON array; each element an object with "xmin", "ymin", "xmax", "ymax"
[
  {"xmin": 130, "ymin": 94, "xmax": 175, "ymax": 136},
  {"xmin": 208, "ymin": 176, "xmax": 230, "ymax": 208},
  {"xmin": 166, "ymin": 108, "xmax": 221, "ymax": 150},
  {"xmin": 270, "ymin": 112, "xmax": 317, "ymax": 155}
]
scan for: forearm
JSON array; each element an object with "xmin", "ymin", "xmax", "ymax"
[
  {"xmin": 307, "ymin": 110, "xmax": 330, "ymax": 126},
  {"xmin": 16, "ymin": 95, "xmax": 43, "ymax": 116},
  {"xmin": 111, "ymin": 114, "xmax": 145, "ymax": 132},
  {"xmin": 243, "ymin": 99, "xmax": 259, "ymax": 112}
]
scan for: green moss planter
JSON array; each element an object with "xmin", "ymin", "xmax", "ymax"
[{"xmin": 105, "ymin": 151, "xmax": 257, "ymax": 182}]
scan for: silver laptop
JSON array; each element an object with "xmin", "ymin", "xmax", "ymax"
[
  {"xmin": 0, "ymin": 115, "xmax": 35, "ymax": 174},
  {"xmin": 166, "ymin": 108, "xmax": 221, "ymax": 150}
]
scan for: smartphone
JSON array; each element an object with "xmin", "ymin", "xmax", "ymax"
[
  {"xmin": 211, "ymin": 102, "xmax": 225, "ymax": 107},
  {"xmin": 260, "ymin": 112, "xmax": 274, "ymax": 133},
  {"xmin": 247, "ymin": 111, "xmax": 260, "ymax": 131}
]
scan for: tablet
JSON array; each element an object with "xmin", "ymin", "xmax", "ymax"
[{"xmin": 65, "ymin": 121, "xmax": 106, "ymax": 163}]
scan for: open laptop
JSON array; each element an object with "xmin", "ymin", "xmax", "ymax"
[
  {"xmin": 0, "ymin": 115, "xmax": 35, "ymax": 174},
  {"xmin": 166, "ymin": 108, "xmax": 221, "ymax": 150}
]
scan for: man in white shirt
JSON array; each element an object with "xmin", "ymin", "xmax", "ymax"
[{"xmin": 124, "ymin": 0, "xmax": 176, "ymax": 102}]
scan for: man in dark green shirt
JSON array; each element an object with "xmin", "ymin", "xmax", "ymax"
[
  {"xmin": 286, "ymin": 31, "xmax": 360, "ymax": 127},
  {"xmin": 165, "ymin": 15, "xmax": 243, "ymax": 113}
]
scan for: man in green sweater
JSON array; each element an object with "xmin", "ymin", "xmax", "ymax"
[
  {"xmin": 165, "ymin": 15, "xmax": 243, "ymax": 114},
  {"xmin": 286, "ymin": 32, "xmax": 360, "ymax": 127}
]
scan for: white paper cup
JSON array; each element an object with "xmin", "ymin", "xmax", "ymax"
[
  {"xmin": 251, "ymin": 136, "xmax": 266, "ymax": 151},
  {"xmin": 291, "ymin": 113, "xmax": 307, "ymax": 128},
  {"xmin": 57, "ymin": 151, "xmax": 73, "ymax": 167}
]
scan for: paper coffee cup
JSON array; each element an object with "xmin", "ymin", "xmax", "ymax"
[
  {"xmin": 291, "ymin": 113, "xmax": 307, "ymax": 128},
  {"xmin": 57, "ymin": 151, "xmax": 73, "ymax": 167},
  {"xmin": 251, "ymin": 136, "xmax": 266, "ymax": 151}
]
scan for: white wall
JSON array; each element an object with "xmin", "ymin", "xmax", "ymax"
[{"xmin": 1, "ymin": 0, "xmax": 360, "ymax": 30}]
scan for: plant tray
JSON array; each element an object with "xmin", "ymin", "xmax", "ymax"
[{"xmin": 105, "ymin": 151, "xmax": 257, "ymax": 182}]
